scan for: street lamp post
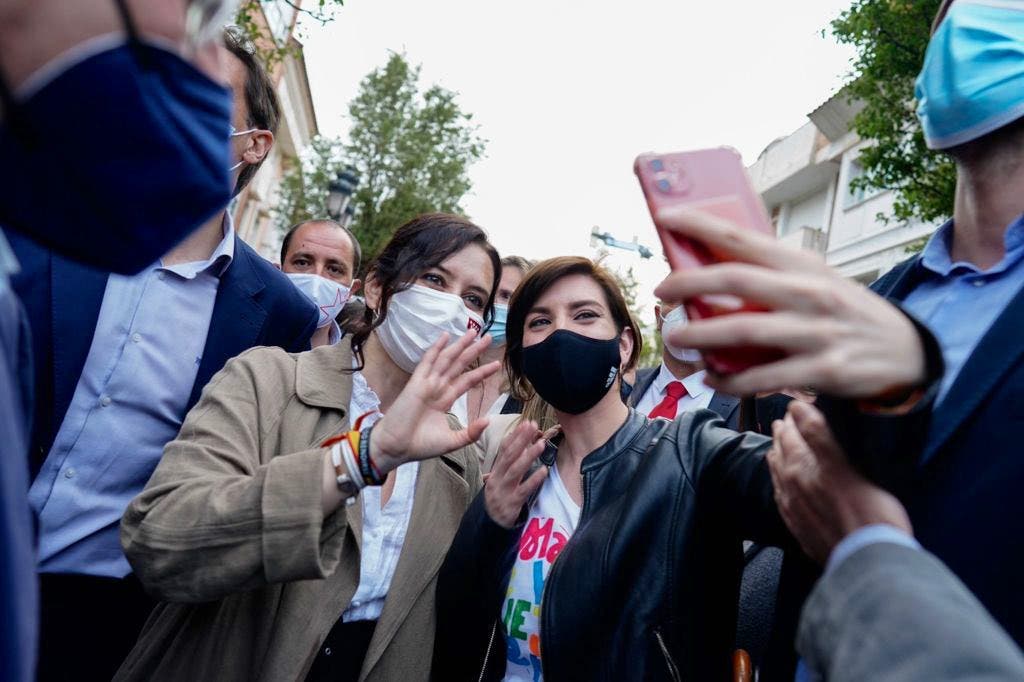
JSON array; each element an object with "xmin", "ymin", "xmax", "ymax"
[
  {"xmin": 327, "ymin": 166, "xmax": 360, "ymax": 227},
  {"xmin": 589, "ymin": 226, "xmax": 655, "ymax": 259}
]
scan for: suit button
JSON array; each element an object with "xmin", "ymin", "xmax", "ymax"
[
  {"xmin": 64, "ymin": 468, "xmax": 76, "ymax": 479},
  {"xmin": 100, "ymin": 395, "xmax": 112, "ymax": 407},
  {"xmin": 324, "ymin": 647, "xmax": 332, "ymax": 656},
  {"xmin": 131, "ymin": 332, "xmax": 142, "ymax": 343}
]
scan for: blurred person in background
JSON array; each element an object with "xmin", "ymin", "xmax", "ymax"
[
  {"xmin": 280, "ymin": 219, "xmax": 363, "ymax": 348},
  {"xmin": 463, "ymin": 255, "xmax": 533, "ymax": 424},
  {"xmin": 628, "ymin": 299, "xmax": 740, "ymax": 426}
]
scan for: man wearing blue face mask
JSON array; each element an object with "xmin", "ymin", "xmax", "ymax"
[
  {"xmin": 7, "ymin": 27, "xmax": 317, "ymax": 681},
  {"xmin": 0, "ymin": 2, "xmax": 240, "ymax": 680},
  {"xmin": 858, "ymin": 0, "xmax": 1024, "ymax": 655}
]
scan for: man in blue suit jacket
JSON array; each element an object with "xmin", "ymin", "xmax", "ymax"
[
  {"xmin": 9, "ymin": 33, "xmax": 317, "ymax": 681},
  {"xmin": 625, "ymin": 299, "xmax": 741, "ymax": 427},
  {"xmin": 862, "ymin": 0, "xmax": 1024, "ymax": 654}
]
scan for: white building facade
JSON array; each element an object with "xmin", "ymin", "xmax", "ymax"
[
  {"xmin": 232, "ymin": 2, "xmax": 319, "ymax": 262},
  {"xmin": 748, "ymin": 92, "xmax": 939, "ymax": 284}
]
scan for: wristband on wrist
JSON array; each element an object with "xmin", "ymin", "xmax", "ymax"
[
  {"xmin": 358, "ymin": 424, "xmax": 386, "ymax": 486},
  {"xmin": 329, "ymin": 441, "xmax": 363, "ymax": 505}
]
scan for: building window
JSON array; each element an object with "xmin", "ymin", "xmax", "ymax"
[
  {"xmin": 843, "ymin": 157, "xmax": 881, "ymax": 209},
  {"xmin": 263, "ymin": 1, "xmax": 298, "ymax": 44}
]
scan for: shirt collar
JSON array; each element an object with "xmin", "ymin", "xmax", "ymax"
[
  {"xmin": 920, "ymin": 213, "xmax": 1024, "ymax": 277},
  {"xmin": 327, "ymin": 319, "xmax": 343, "ymax": 346},
  {"xmin": 654, "ymin": 363, "xmax": 711, "ymax": 398},
  {"xmin": 159, "ymin": 212, "xmax": 235, "ymax": 280}
]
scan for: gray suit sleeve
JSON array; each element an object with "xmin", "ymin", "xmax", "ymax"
[{"xmin": 798, "ymin": 542, "xmax": 1024, "ymax": 681}]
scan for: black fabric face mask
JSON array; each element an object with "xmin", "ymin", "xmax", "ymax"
[{"xmin": 522, "ymin": 329, "xmax": 622, "ymax": 415}]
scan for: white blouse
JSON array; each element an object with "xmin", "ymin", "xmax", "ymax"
[{"xmin": 342, "ymin": 369, "xmax": 419, "ymax": 623}]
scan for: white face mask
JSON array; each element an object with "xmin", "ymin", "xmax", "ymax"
[
  {"xmin": 660, "ymin": 305, "xmax": 702, "ymax": 363},
  {"xmin": 286, "ymin": 273, "xmax": 351, "ymax": 328},
  {"xmin": 375, "ymin": 284, "xmax": 484, "ymax": 374}
]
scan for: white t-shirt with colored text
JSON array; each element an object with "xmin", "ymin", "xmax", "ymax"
[{"xmin": 502, "ymin": 463, "xmax": 581, "ymax": 682}]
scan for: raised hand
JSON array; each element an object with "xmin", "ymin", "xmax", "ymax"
[
  {"xmin": 484, "ymin": 420, "xmax": 549, "ymax": 528},
  {"xmin": 652, "ymin": 207, "xmax": 926, "ymax": 399},
  {"xmin": 767, "ymin": 401, "xmax": 912, "ymax": 565},
  {"xmin": 369, "ymin": 331, "xmax": 501, "ymax": 474}
]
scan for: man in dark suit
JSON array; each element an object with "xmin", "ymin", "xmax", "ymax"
[
  {"xmin": 860, "ymin": 0, "xmax": 1024, "ymax": 653},
  {"xmin": 627, "ymin": 299, "xmax": 740, "ymax": 427},
  {"xmin": 9, "ymin": 31, "xmax": 316, "ymax": 681}
]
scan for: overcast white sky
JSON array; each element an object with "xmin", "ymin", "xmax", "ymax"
[{"xmin": 299, "ymin": 0, "xmax": 857, "ymax": 321}]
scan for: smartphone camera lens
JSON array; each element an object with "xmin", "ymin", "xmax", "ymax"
[
  {"xmin": 650, "ymin": 159, "xmax": 665, "ymax": 172},
  {"xmin": 656, "ymin": 178, "xmax": 671, "ymax": 192}
]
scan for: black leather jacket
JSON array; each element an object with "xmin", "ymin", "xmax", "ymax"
[
  {"xmin": 433, "ymin": 388, "xmax": 936, "ymax": 682},
  {"xmin": 434, "ymin": 409, "xmax": 786, "ymax": 681}
]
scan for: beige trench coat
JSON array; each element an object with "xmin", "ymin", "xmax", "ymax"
[{"xmin": 115, "ymin": 340, "xmax": 481, "ymax": 682}]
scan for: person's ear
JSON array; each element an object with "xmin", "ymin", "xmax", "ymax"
[
  {"xmin": 363, "ymin": 273, "xmax": 382, "ymax": 312},
  {"xmin": 244, "ymin": 130, "xmax": 275, "ymax": 165},
  {"xmin": 619, "ymin": 326, "xmax": 636, "ymax": 371},
  {"xmin": 349, "ymin": 278, "xmax": 363, "ymax": 295}
]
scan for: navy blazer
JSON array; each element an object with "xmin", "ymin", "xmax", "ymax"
[
  {"xmin": 9, "ymin": 232, "xmax": 318, "ymax": 477},
  {"xmin": 627, "ymin": 365, "xmax": 741, "ymax": 429},
  {"xmin": 870, "ymin": 255, "xmax": 1024, "ymax": 648}
]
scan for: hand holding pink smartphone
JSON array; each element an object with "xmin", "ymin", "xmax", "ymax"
[{"xmin": 634, "ymin": 147, "xmax": 784, "ymax": 375}]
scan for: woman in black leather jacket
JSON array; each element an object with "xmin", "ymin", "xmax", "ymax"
[{"xmin": 433, "ymin": 255, "xmax": 938, "ymax": 682}]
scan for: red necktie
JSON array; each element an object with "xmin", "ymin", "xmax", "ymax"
[{"xmin": 648, "ymin": 381, "xmax": 687, "ymax": 420}]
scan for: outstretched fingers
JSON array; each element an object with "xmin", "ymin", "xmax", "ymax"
[{"xmin": 655, "ymin": 206, "xmax": 827, "ymax": 273}]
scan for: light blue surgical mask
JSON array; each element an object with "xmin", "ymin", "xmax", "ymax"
[
  {"xmin": 489, "ymin": 303, "xmax": 508, "ymax": 347},
  {"xmin": 915, "ymin": 0, "xmax": 1024, "ymax": 150}
]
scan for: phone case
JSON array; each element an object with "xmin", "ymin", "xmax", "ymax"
[{"xmin": 634, "ymin": 147, "xmax": 783, "ymax": 374}]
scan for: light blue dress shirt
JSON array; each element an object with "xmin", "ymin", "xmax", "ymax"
[
  {"xmin": 28, "ymin": 221, "xmax": 234, "ymax": 578},
  {"xmin": 902, "ymin": 214, "xmax": 1024, "ymax": 405}
]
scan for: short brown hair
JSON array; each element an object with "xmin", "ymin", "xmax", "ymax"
[
  {"xmin": 223, "ymin": 28, "xmax": 280, "ymax": 194},
  {"xmin": 504, "ymin": 256, "xmax": 641, "ymax": 402}
]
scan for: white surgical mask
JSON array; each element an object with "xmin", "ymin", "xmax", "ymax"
[
  {"xmin": 376, "ymin": 284, "xmax": 484, "ymax": 373},
  {"xmin": 661, "ymin": 306, "xmax": 702, "ymax": 363},
  {"xmin": 286, "ymin": 273, "xmax": 351, "ymax": 328}
]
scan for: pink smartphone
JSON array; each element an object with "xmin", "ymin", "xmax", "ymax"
[{"xmin": 634, "ymin": 147, "xmax": 783, "ymax": 374}]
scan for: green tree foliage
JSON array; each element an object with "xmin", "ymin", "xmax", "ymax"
[
  {"xmin": 273, "ymin": 135, "xmax": 346, "ymax": 232},
  {"xmin": 831, "ymin": 0, "xmax": 955, "ymax": 230},
  {"xmin": 345, "ymin": 52, "xmax": 487, "ymax": 263},
  {"xmin": 235, "ymin": 0, "xmax": 343, "ymax": 68}
]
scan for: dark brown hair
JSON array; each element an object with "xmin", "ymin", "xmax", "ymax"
[
  {"xmin": 349, "ymin": 213, "xmax": 501, "ymax": 368},
  {"xmin": 223, "ymin": 27, "xmax": 280, "ymax": 195},
  {"xmin": 504, "ymin": 256, "xmax": 642, "ymax": 402}
]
